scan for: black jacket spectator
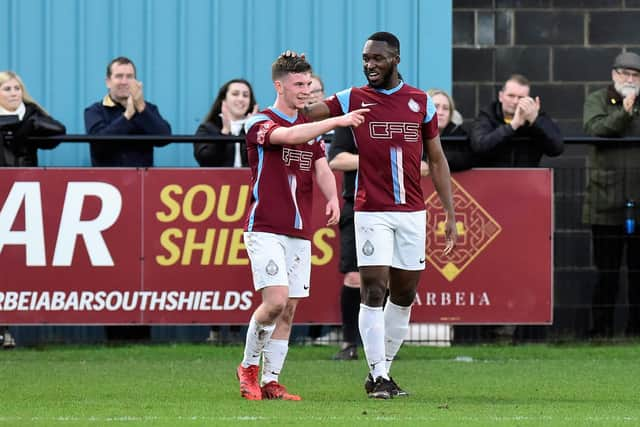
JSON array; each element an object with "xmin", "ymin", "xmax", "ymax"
[
  {"xmin": 470, "ymin": 100, "xmax": 563, "ymax": 167},
  {"xmin": 194, "ymin": 121, "xmax": 248, "ymax": 167},
  {"xmin": 85, "ymin": 96, "xmax": 171, "ymax": 167},
  {"xmin": 440, "ymin": 121, "xmax": 473, "ymax": 172},
  {"xmin": 1, "ymin": 102, "xmax": 64, "ymax": 167}
]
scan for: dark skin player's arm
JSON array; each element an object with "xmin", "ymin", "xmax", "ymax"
[{"xmin": 302, "ymin": 101, "xmax": 331, "ymax": 121}]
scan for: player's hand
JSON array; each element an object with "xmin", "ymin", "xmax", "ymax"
[
  {"xmin": 623, "ymin": 93, "xmax": 636, "ymax": 113},
  {"xmin": 420, "ymin": 160, "xmax": 430, "ymax": 177},
  {"xmin": 339, "ymin": 108, "xmax": 369, "ymax": 128},
  {"xmin": 325, "ymin": 198, "xmax": 340, "ymax": 226},
  {"xmin": 442, "ymin": 213, "xmax": 457, "ymax": 256}
]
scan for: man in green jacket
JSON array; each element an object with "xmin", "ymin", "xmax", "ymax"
[{"xmin": 583, "ymin": 51, "xmax": 640, "ymax": 338}]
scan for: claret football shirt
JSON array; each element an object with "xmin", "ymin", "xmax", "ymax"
[
  {"xmin": 324, "ymin": 81, "xmax": 438, "ymax": 212},
  {"xmin": 243, "ymin": 107, "xmax": 326, "ymax": 240}
]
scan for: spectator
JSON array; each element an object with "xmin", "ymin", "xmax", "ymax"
[
  {"xmin": 307, "ymin": 73, "xmax": 334, "ymax": 156},
  {"xmin": 194, "ymin": 78, "xmax": 258, "ymax": 167},
  {"xmin": 470, "ymin": 74, "xmax": 563, "ymax": 167},
  {"xmin": 84, "ymin": 57, "xmax": 171, "ymax": 341},
  {"xmin": 583, "ymin": 51, "xmax": 640, "ymax": 338},
  {"xmin": 0, "ymin": 70, "xmax": 66, "ymax": 348},
  {"xmin": 194, "ymin": 78, "xmax": 257, "ymax": 343},
  {"xmin": 0, "ymin": 71, "xmax": 65, "ymax": 167},
  {"xmin": 85, "ymin": 56, "xmax": 171, "ymax": 167},
  {"xmin": 308, "ymin": 74, "xmax": 325, "ymax": 106},
  {"xmin": 427, "ymin": 88, "xmax": 473, "ymax": 171},
  {"xmin": 467, "ymin": 74, "xmax": 563, "ymax": 343},
  {"xmin": 410, "ymin": 89, "xmax": 474, "ymax": 346}
]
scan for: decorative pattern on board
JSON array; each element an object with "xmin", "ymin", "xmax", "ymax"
[{"xmin": 425, "ymin": 177, "xmax": 502, "ymax": 281}]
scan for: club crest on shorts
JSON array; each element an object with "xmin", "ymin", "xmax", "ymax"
[
  {"xmin": 408, "ymin": 98, "xmax": 420, "ymax": 113},
  {"xmin": 265, "ymin": 260, "xmax": 279, "ymax": 276},
  {"xmin": 362, "ymin": 240, "xmax": 375, "ymax": 256}
]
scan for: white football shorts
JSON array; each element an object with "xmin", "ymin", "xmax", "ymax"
[
  {"xmin": 243, "ymin": 231, "xmax": 311, "ymax": 298},
  {"xmin": 354, "ymin": 210, "xmax": 427, "ymax": 271}
]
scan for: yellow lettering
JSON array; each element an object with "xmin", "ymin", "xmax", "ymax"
[
  {"xmin": 156, "ymin": 228, "xmax": 183, "ymax": 265},
  {"xmin": 156, "ymin": 185, "xmax": 183, "ymax": 222},
  {"xmin": 214, "ymin": 229, "xmax": 229, "ymax": 265},
  {"xmin": 218, "ymin": 185, "xmax": 250, "ymax": 222},
  {"xmin": 311, "ymin": 228, "xmax": 335, "ymax": 266},
  {"xmin": 228, "ymin": 229, "xmax": 249, "ymax": 265},
  {"xmin": 181, "ymin": 228, "xmax": 216, "ymax": 265},
  {"xmin": 183, "ymin": 185, "xmax": 215, "ymax": 223}
]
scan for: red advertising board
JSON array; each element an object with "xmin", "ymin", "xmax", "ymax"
[
  {"xmin": 419, "ymin": 169, "xmax": 553, "ymax": 323},
  {"xmin": 0, "ymin": 168, "xmax": 552, "ymax": 325}
]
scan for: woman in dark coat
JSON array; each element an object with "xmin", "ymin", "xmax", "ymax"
[
  {"xmin": 0, "ymin": 71, "xmax": 65, "ymax": 168},
  {"xmin": 427, "ymin": 88, "xmax": 472, "ymax": 172},
  {"xmin": 0, "ymin": 71, "xmax": 65, "ymax": 348},
  {"xmin": 194, "ymin": 78, "xmax": 257, "ymax": 167}
]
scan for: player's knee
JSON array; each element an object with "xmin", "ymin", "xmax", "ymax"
[
  {"xmin": 263, "ymin": 298, "xmax": 288, "ymax": 320},
  {"xmin": 361, "ymin": 284, "xmax": 387, "ymax": 307},
  {"xmin": 389, "ymin": 286, "xmax": 417, "ymax": 307},
  {"xmin": 279, "ymin": 309, "xmax": 294, "ymax": 326},
  {"xmin": 390, "ymin": 293, "xmax": 415, "ymax": 307}
]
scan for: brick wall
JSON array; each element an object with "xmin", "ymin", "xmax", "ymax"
[
  {"xmin": 452, "ymin": 1, "xmax": 640, "ymax": 338},
  {"xmin": 452, "ymin": 0, "xmax": 640, "ymax": 136}
]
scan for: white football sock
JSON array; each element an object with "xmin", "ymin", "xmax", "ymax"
[
  {"xmin": 384, "ymin": 300, "xmax": 411, "ymax": 373},
  {"xmin": 359, "ymin": 304, "xmax": 388, "ymax": 380},
  {"xmin": 261, "ymin": 339, "xmax": 289, "ymax": 385},
  {"xmin": 241, "ymin": 314, "xmax": 276, "ymax": 367}
]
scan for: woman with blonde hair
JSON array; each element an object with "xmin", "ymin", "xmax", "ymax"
[
  {"xmin": 0, "ymin": 71, "xmax": 66, "ymax": 348},
  {"xmin": 427, "ymin": 88, "xmax": 473, "ymax": 171},
  {"xmin": 0, "ymin": 71, "xmax": 65, "ymax": 167}
]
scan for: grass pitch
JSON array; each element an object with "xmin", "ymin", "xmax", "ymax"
[{"xmin": 1, "ymin": 343, "xmax": 639, "ymax": 426}]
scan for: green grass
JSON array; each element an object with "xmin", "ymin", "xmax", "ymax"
[{"xmin": 1, "ymin": 343, "xmax": 639, "ymax": 426}]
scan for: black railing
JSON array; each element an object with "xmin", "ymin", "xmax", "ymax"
[{"xmin": 18, "ymin": 134, "xmax": 640, "ymax": 144}]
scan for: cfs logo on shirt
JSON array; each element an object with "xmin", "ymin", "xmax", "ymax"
[
  {"xmin": 369, "ymin": 122, "xmax": 420, "ymax": 142},
  {"xmin": 282, "ymin": 148, "xmax": 313, "ymax": 171}
]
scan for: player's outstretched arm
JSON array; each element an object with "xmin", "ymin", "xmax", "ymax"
[
  {"xmin": 426, "ymin": 135, "xmax": 457, "ymax": 254},
  {"xmin": 269, "ymin": 109, "xmax": 368, "ymax": 146}
]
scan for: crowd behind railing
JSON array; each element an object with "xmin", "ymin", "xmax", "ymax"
[{"xmin": 2, "ymin": 49, "xmax": 640, "ymax": 350}]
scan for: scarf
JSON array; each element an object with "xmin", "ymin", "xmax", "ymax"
[{"xmin": 0, "ymin": 102, "xmax": 26, "ymax": 120}]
